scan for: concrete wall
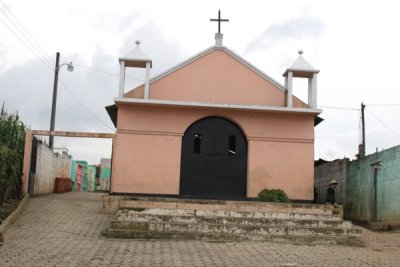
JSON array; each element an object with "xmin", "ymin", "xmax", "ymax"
[
  {"xmin": 112, "ymin": 105, "xmax": 315, "ymax": 200},
  {"xmin": 346, "ymin": 145, "xmax": 400, "ymax": 223},
  {"xmin": 315, "ymin": 145, "xmax": 400, "ymax": 224},
  {"xmin": 314, "ymin": 158, "xmax": 348, "ymax": 204},
  {"xmin": 33, "ymin": 142, "xmax": 71, "ymax": 195}
]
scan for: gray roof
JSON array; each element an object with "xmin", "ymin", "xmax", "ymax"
[
  {"xmin": 119, "ymin": 42, "xmax": 152, "ymax": 68},
  {"xmin": 283, "ymin": 51, "xmax": 319, "ymax": 78}
]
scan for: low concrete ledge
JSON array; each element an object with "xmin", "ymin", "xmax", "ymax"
[
  {"xmin": 103, "ymin": 195, "xmax": 343, "ymax": 218},
  {"xmin": 103, "ymin": 195, "xmax": 123, "ymax": 214},
  {"xmin": 0, "ymin": 194, "xmax": 30, "ymax": 234}
]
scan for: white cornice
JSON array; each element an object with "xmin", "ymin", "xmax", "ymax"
[{"xmin": 114, "ymin": 98, "xmax": 322, "ymax": 115}]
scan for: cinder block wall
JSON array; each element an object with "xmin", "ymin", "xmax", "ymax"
[
  {"xmin": 33, "ymin": 143, "xmax": 71, "ymax": 195},
  {"xmin": 314, "ymin": 158, "xmax": 349, "ymax": 205},
  {"xmin": 346, "ymin": 145, "xmax": 400, "ymax": 223}
]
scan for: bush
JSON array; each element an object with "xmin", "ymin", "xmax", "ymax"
[
  {"xmin": 0, "ymin": 104, "xmax": 26, "ymax": 202},
  {"xmin": 257, "ymin": 188, "xmax": 291, "ymax": 203}
]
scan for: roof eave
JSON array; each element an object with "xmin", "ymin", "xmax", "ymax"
[{"xmin": 114, "ymin": 97, "xmax": 322, "ymax": 115}]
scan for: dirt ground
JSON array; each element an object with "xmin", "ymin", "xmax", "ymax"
[{"xmin": 0, "ymin": 200, "xmax": 19, "ymax": 224}]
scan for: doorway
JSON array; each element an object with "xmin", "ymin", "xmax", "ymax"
[{"xmin": 179, "ymin": 117, "xmax": 247, "ymax": 198}]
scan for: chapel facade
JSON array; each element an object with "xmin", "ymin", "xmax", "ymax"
[{"xmin": 107, "ymin": 19, "xmax": 321, "ymax": 201}]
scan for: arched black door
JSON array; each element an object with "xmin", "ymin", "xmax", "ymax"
[{"xmin": 180, "ymin": 117, "xmax": 247, "ymax": 198}]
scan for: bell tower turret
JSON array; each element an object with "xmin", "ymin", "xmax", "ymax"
[{"xmin": 283, "ymin": 50, "xmax": 319, "ymax": 108}]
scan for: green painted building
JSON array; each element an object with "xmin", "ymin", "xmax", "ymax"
[
  {"xmin": 70, "ymin": 160, "xmax": 88, "ymax": 192},
  {"xmin": 98, "ymin": 158, "xmax": 111, "ymax": 191}
]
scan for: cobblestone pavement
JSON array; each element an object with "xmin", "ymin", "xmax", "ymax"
[{"xmin": 1, "ymin": 192, "xmax": 400, "ymax": 267}]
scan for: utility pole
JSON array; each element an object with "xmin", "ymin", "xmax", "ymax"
[
  {"xmin": 49, "ymin": 52, "xmax": 73, "ymax": 149},
  {"xmin": 49, "ymin": 52, "xmax": 60, "ymax": 149},
  {"xmin": 358, "ymin": 102, "xmax": 366, "ymax": 158}
]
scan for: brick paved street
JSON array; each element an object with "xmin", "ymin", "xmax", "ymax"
[{"xmin": 1, "ymin": 192, "xmax": 399, "ymax": 267}]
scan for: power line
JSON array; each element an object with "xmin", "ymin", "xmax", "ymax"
[
  {"xmin": 0, "ymin": 15, "xmax": 53, "ymax": 70},
  {"xmin": 0, "ymin": 0, "xmax": 52, "ymax": 60},
  {"xmin": 0, "ymin": 2, "xmax": 115, "ymax": 131},
  {"xmin": 0, "ymin": 0, "xmax": 53, "ymax": 67},
  {"xmin": 58, "ymin": 79, "xmax": 115, "ymax": 131},
  {"xmin": 74, "ymin": 64, "xmax": 145, "ymax": 82},
  {"xmin": 319, "ymin": 103, "xmax": 400, "ymax": 111},
  {"xmin": 366, "ymin": 103, "xmax": 400, "ymax": 107},
  {"xmin": 318, "ymin": 105, "xmax": 359, "ymax": 111},
  {"xmin": 365, "ymin": 108, "xmax": 400, "ymax": 140}
]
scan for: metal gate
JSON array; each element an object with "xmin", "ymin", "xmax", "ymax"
[
  {"xmin": 179, "ymin": 117, "xmax": 247, "ymax": 198},
  {"xmin": 28, "ymin": 137, "xmax": 39, "ymax": 195}
]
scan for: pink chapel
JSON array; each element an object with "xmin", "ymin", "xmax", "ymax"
[{"xmin": 106, "ymin": 25, "xmax": 322, "ymax": 201}]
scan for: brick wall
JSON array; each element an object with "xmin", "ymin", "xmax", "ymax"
[
  {"xmin": 33, "ymin": 142, "xmax": 71, "ymax": 195},
  {"xmin": 314, "ymin": 158, "xmax": 349, "ymax": 205}
]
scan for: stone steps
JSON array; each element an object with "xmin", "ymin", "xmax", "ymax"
[
  {"xmin": 107, "ymin": 229, "xmax": 360, "ymax": 245},
  {"xmin": 105, "ymin": 196, "xmax": 361, "ymax": 244},
  {"xmin": 111, "ymin": 213, "xmax": 351, "ymax": 229},
  {"xmin": 116, "ymin": 207, "xmax": 343, "ymax": 221},
  {"xmin": 111, "ymin": 220, "xmax": 359, "ymax": 236}
]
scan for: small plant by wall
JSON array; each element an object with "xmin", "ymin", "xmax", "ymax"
[{"xmin": 257, "ymin": 188, "xmax": 291, "ymax": 203}]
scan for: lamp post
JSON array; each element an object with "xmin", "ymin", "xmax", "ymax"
[{"xmin": 49, "ymin": 52, "xmax": 73, "ymax": 149}]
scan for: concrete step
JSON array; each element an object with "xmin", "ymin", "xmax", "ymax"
[
  {"xmin": 110, "ymin": 220, "xmax": 361, "ymax": 236},
  {"xmin": 107, "ymin": 229, "xmax": 361, "ymax": 245},
  {"xmin": 105, "ymin": 196, "xmax": 360, "ymax": 244},
  {"xmin": 112, "ymin": 213, "xmax": 350, "ymax": 228},
  {"xmin": 117, "ymin": 198, "xmax": 342, "ymax": 216},
  {"xmin": 116, "ymin": 207, "xmax": 343, "ymax": 221}
]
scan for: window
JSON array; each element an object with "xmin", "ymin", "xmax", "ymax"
[
  {"xmin": 194, "ymin": 134, "xmax": 202, "ymax": 154},
  {"xmin": 228, "ymin": 135, "xmax": 236, "ymax": 155}
]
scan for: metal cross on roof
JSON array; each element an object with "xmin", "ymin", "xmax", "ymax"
[{"xmin": 210, "ymin": 10, "xmax": 229, "ymax": 34}]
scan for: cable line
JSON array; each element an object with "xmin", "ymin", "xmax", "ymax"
[
  {"xmin": 59, "ymin": 79, "xmax": 115, "ymax": 131},
  {"xmin": 318, "ymin": 105, "xmax": 359, "ymax": 111},
  {"xmin": 74, "ymin": 64, "xmax": 145, "ymax": 81},
  {"xmin": 365, "ymin": 108, "xmax": 400, "ymax": 140},
  {"xmin": 0, "ymin": 0, "xmax": 53, "ymax": 67},
  {"xmin": 366, "ymin": 103, "xmax": 400, "ymax": 107}
]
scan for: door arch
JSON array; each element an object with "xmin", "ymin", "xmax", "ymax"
[{"xmin": 180, "ymin": 116, "xmax": 247, "ymax": 198}]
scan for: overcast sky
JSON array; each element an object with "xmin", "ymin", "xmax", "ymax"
[{"xmin": 1, "ymin": 0, "xmax": 400, "ymax": 164}]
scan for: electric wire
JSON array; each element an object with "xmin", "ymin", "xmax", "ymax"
[
  {"xmin": 0, "ymin": 1, "xmax": 115, "ymax": 131},
  {"xmin": 0, "ymin": 15, "xmax": 53, "ymax": 70},
  {"xmin": 74, "ymin": 64, "xmax": 145, "ymax": 81},
  {"xmin": 58, "ymin": 79, "xmax": 115, "ymax": 131},
  {"xmin": 3, "ymin": 0, "xmax": 400, "ymax": 138},
  {"xmin": 0, "ymin": 0, "xmax": 53, "ymax": 66},
  {"xmin": 365, "ymin": 108, "xmax": 400, "ymax": 140},
  {"xmin": 366, "ymin": 104, "xmax": 400, "ymax": 107},
  {"xmin": 318, "ymin": 105, "xmax": 359, "ymax": 111}
]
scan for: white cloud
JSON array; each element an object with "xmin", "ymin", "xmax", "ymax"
[{"xmin": 2, "ymin": 0, "xmax": 400, "ymax": 163}]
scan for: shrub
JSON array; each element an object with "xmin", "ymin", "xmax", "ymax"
[
  {"xmin": 0, "ymin": 104, "xmax": 26, "ymax": 202},
  {"xmin": 257, "ymin": 188, "xmax": 291, "ymax": 203}
]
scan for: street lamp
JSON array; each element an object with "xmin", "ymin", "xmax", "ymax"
[{"xmin": 49, "ymin": 52, "xmax": 73, "ymax": 149}]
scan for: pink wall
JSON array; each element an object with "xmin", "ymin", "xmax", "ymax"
[
  {"xmin": 111, "ymin": 105, "xmax": 315, "ymax": 200},
  {"xmin": 125, "ymin": 49, "xmax": 307, "ymax": 108},
  {"xmin": 113, "ymin": 47, "xmax": 318, "ymax": 200}
]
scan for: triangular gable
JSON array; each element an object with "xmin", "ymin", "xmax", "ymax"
[{"xmin": 125, "ymin": 47, "xmax": 307, "ymax": 108}]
